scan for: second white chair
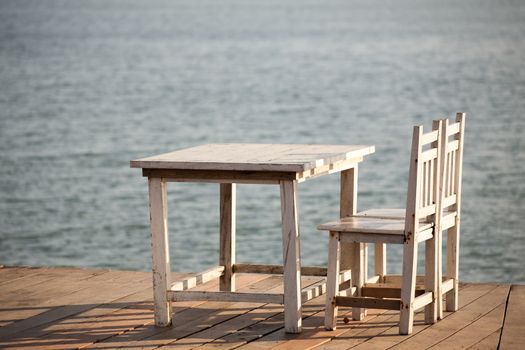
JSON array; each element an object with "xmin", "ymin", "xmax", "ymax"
[
  {"xmin": 318, "ymin": 120, "xmax": 444, "ymax": 334},
  {"xmin": 350, "ymin": 113, "xmax": 466, "ymax": 319},
  {"xmin": 318, "ymin": 113, "xmax": 466, "ymax": 334}
]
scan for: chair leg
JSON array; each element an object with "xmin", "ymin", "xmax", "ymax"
[
  {"xmin": 424, "ymin": 235, "xmax": 437, "ymax": 324},
  {"xmin": 351, "ymin": 243, "xmax": 366, "ymax": 320},
  {"xmin": 363, "ymin": 243, "xmax": 369, "ymax": 285},
  {"xmin": 375, "ymin": 243, "xmax": 386, "ymax": 280},
  {"xmin": 325, "ymin": 232, "xmax": 340, "ymax": 330},
  {"xmin": 446, "ymin": 226, "xmax": 460, "ymax": 311},
  {"xmin": 400, "ymin": 238, "xmax": 418, "ymax": 335},
  {"xmin": 436, "ymin": 226, "xmax": 444, "ymax": 320}
]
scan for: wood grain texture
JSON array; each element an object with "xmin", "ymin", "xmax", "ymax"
[
  {"xmin": 0, "ymin": 268, "xmax": 517, "ymax": 350},
  {"xmin": 329, "ymin": 283, "xmax": 492, "ymax": 350},
  {"xmin": 391, "ymin": 284, "xmax": 509, "ymax": 349},
  {"xmin": 339, "ymin": 168, "xmax": 358, "ymax": 271},
  {"xmin": 131, "ymin": 144, "xmax": 374, "ymax": 172},
  {"xmin": 319, "ymin": 216, "xmax": 430, "ymax": 235},
  {"xmin": 351, "ymin": 240, "xmax": 366, "ymax": 320},
  {"xmin": 84, "ymin": 273, "xmax": 270, "ymax": 350},
  {"xmin": 220, "ymin": 183, "xmax": 236, "ymax": 292},
  {"xmin": 297, "ymin": 157, "xmax": 362, "ymax": 183},
  {"xmin": 499, "ymin": 285, "xmax": 525, "ymax": 349},
  {"xmin": 374, "ymin": 243, "xmax": 386, "ymax": 277},
  {"xmin": 324, "ymin": 232, "xmax": 340, "ymax": 330},
  {"xmin": 354, "ymin": 208, "xmax": 405, "ymax": 219},
  {"xmin": 169, "ymin": 290, "xmax": 284, "ymax": 304},
  {"xmin": 398, "ymin": 125, "xmax": 425, "ymax": 335},
  {"xmin": 170, "ymin": 266, "xmax": 224, "ymax": 291},
  {"xmin": 143, "ymin": 168, "xmax": 295, "ymax": 183},
  {"xmin": 233, "ymin": 263, "xmax": 327, "ymax": 276},
  {"xmin": 361, "ymin": 284, "xmax": 426, "ymax": 299},
  {"xmin": 148, "ymin": 177, "xmax": 172, "ymax": 327},
  {"xmin": 445, "ymin": 113, "xmax": 466, "ymax": 313},
  {"xmin": 280, "ymin": 180, "xmax": 302, "ymax": 333}
]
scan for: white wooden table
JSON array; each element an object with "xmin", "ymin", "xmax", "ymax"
[{"xmin": 131, "ymin": 143, "xmax": 375, "ymax": 333}]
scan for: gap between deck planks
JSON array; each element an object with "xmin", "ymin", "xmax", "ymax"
[
  {"xmin": 1, "ymin": 271, "xmax": 268, "ymax": 349},
  {"xmin": 0, "ymin": 267, "xmax": 523, "ymax": 350}
]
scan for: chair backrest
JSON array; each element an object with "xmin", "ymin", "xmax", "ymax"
[
  {"xmin": 439, "ymin": 113, "xmax": 466, "ymax": 229},
  {"xmin": 404, "ymin": 121, "xmax": 443, "ymax": 239}
]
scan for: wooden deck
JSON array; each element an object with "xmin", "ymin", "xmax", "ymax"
[{"xmin": 0, "ymin": 266, "xmax": 522, "ymax": 349}]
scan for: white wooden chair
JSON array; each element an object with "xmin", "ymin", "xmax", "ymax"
[
  {"xmin": 350, "ymin": 113, "xmax": 466, "ymax": 319},
  {"xmin": 318, "ymin": 120, "xmax": 444, "ymax": 334}
]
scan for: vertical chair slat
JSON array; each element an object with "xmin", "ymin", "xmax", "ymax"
[
  {"xmin": 428, "ymin": 160, "xmax": 431, "ymax": 206},
  {"xmin": 450, "ymin": 151, "xmax": 456, "ymax": 195},
  {"xmin": 429, "ymin": 160, "xmax": 433, "ymax": 207},
  {"xmin": 400, "ymin": 125, "xmax": 425, "ymax": 335},
  {"xmin": 446, "ymin": 152, "xmax": 450, "ymax": 196},
  {"xmin": 449, "ymin": 151, "xmax": 454, "ymax": 196},
  {"xmin": 446, "ymin": 152, "xmax": 452, "ymax": 196},
  {"xmin": 422, "ymin": 161, "xmax": 427, "ymax": 208},
  {"xmin": 445, "ymin": 112, "xmax": 466, "ymax": 311},
  {"xmin": 442, "ymin": 153, "xmax": 447, "ymax": 198},
  {"xmin": 424, "ymin": 119, "xmax": 442, "ymax": 323}
]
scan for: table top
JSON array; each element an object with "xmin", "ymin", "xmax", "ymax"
[{"xmin": 131, "ymin": 143, "xmax": 374, "ymax": 173}]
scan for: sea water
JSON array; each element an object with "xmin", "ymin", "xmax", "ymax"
[{"xmin": 1, "ymin": 0, "xmax": 524, "ymax": 283}]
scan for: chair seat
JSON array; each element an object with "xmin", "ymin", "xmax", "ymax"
[
  {"xmin": 318, "ymin": 216, "xmax": 406, "ymax": 235},
  {"xmin": 354, "ymin": 208, "xmax": 405, "ymax": 219},
  {"xmin": 355, "ymin": 208, "xmax": 455, "ymax": 229},
  {"xmin": 317, "ymin": 216, "xmax": 434, "ymax": 244},
  {"xmin": 318, "ymin": 216, "xmax": 433, "ymax": 235}
]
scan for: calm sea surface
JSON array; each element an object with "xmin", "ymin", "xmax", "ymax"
[{"xmin": 1, "ymin": 0, "xmax": 524, "ymax": 283}]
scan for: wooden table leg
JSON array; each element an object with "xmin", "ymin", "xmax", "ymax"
[
  {"xmin": 280, "ymin": 180, "xmax": 302, "ymax": 333},
  {"xmin": 148, "ymin": 177, "xmax": 172, "ymax": 326},
  {"xmin": 340, "ymin": 168, "xmax": 357, "ymax": 267},
  {"xmin": 375, "ymin": 243, "xmax": 386, "ymax": 279},
  {"xmin": 220, "ymin": 183, "xmax": 236, "ymax": 292},
  {"xmin": 340, "ymin": 167, "xmax": 366, "ymax": 320}
]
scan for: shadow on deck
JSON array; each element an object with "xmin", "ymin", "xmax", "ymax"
[{"xmin": 0, "ymin": 266, "xmax": 522, "ymax": 349}]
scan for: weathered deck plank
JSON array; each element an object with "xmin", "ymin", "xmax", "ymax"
[
  {"xmin": 0, "ymin": 267, "xmax": 521, "ymax": 350},
  {"xmin": 499, "ymin": 285, "xmax": 525, "ymax": 350},
  {"xmin": 279, "ymin": 283, "xmax": 472, "ymax": 350},
  {"xmin": 0, "ymin": 270, "xmax": 156, "ymax": 341},
  {"xmin": 428, "ymin": 303, "xmax": 506, "ymax": 349},
  {"xmin": 328, "ymin": 283, "xmax": 495, "ymax": 350},
  {"xmin": 18, "ymin": 274, "xmax": 269, "ymax": 350},
  {"xmin": 388, "ymin": 284, "xmax": 509, "ymax": 349},
  {"xmin": 0, "ymin": 268, "xmax": 113, "ymax": 328},
  {"xmin": 83, "ymin": 273, "xmax": 272, "ymax": 350},
  {"xmin": 469, "ymin": 329, "xmax": 502, "ymax": 349},
  {"xmin": 154, "ymin": 277, "xmax": 324, "ymax": 349}
]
